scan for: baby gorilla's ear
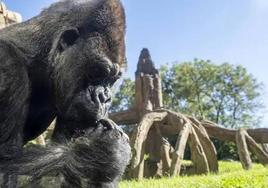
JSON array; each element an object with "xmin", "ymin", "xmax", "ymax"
[{"xmin": 58, "ymin": 28, "xmax": 80, "ymax": 52}]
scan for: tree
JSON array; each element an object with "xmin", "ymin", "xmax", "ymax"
[{"xmin": 160, "ymin": 59, "xmax": 264, "ymax": 129}]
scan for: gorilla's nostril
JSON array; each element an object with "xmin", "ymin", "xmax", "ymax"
[
  {"xmin": 98, "ymin": 93, "xmax": 106, "ymax": 103},
  {"xmin": 98, "ymin": 93, "xmax": 111, "ymax": 104}
]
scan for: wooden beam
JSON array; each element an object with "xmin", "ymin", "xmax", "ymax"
[{"xmin": 109, "ymin": 110, "xmax": 139, "ymax": 125}]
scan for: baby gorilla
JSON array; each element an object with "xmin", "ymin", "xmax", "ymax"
[{"xmin": 0, "ymin": 119, "xmax": 131, "ymax": 188}]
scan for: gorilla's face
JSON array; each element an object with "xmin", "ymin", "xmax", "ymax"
[{"xmin": 51, "ymin": 0, "xmax": 126, "ymax": 127}]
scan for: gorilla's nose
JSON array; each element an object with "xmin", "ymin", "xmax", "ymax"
[
  {"xmin": 88, "ymin": 86, "xmax": 112, "ymax": 105},
  {"xmin": 98, "ymin": 87, "xmax": 112, "ymax": 104}
]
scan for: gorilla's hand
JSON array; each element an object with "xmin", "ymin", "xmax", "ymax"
[
  {"xmin": 69, "ymin": 119, "xmax": 131, "ymax": 182},
  {"xmin": 98, "ymin": 119, "xmax": 129, "ymax": 142},
  {"xmin": 0, "ymin": 119, "xmax": 131, "ymax": 186}
]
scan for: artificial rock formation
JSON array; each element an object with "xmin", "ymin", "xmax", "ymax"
[
  {"xmin": 110, "ymin": 48, "xmax": 268, "ymax": 180},
  {"xmin": 0, "ymin": 2, "xmax": 22, "ymax": 28}
]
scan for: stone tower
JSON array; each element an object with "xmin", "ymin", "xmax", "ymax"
[
  {"xmin": 110, "ymin": 48, "xmax": 163, "ymax": 124},
  {"xmin": 0, "ymin": 1, "xmax": 22, "ymax": 29},
  {"xmin": 135, "ymin": 48, "xmax": 163, "ymax": 115}
]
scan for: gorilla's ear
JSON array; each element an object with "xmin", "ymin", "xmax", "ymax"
[{"xmin": 58, "ymin": 28, "xmax": 80, "ymax": 51}]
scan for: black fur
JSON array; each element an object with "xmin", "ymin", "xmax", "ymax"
[
  {"xmin": 0, "ymin": 0, "xmax": 127, "ymax": 187},
  {"xmin": 0, "ymin": 120, "xmax": 131, "ymax": 188}
]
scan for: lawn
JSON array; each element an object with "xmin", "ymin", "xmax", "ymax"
[{"xmin": 120, "ymin": 161, "xmax": 268, "ymax": 188}]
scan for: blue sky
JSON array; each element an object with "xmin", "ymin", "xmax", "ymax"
[{"xmin": 3, "ymin": 0, "xmax": 268, "ymax": 127}]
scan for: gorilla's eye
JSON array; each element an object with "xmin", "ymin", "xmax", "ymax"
[
  {"xmin": 86, "ymin": 63, "xmax": 121, "ymax": 87},
  {"xmin": 63, "ymin": 30, "xmax": 79, "ymax": 46},
  {"xmin": 59, "ymin": 28, "xmax": 80, "ymax": 51}
]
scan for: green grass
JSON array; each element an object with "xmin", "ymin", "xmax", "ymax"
[{"xmin": 120, "ymin": 161, "xmax": 268, "ymax": 188}]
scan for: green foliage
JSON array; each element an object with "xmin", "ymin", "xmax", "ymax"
[
  {"xmin": 120, "ymin": 161, "xmax": 268, "ymax": 188},
  {"xmin": 110, "ymin": 78, "xmax": 135, "ymax": 113},
  {"xmin": 160, "ymin": 59, "xmax": 264, "ymax": 128}
]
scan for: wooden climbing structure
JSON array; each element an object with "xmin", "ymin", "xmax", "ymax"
[{"xmin": 109, "ymin": 48, "xmax": 268, "ymax": 179}]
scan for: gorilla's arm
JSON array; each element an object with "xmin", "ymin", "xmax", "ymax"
[{"xmin": 0, "ymin": 42, "xmax": 30, "ymax": 159}]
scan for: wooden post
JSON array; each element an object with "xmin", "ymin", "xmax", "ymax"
[
  {"xmin": 144, "ymin": 125, "xmax": 162, "ymax": 178},
  {"xmin": 143, "ymin": 75, "xmax": 154, "ymax": 112},
  {"xmin": 153, "ymin": 74, "xmax": 163, "ymax": 108},
  {"xmin": 188, "ymin": 127, "xmax": 209, "ymax": 174},
  {"xmin": 170, "ymin": 122, "xmax": 191, "ymax": 176},
  {"xmin": 161, "ymin": 138, "xmax": 173, "ymax": 176},
  {"xmin": 130, "ymin": 111, "xmax": 168, "ymax": 179},
  {"xmin": 245, "ymin": 132, "xmax": 268, "ymax": 166},
  {"xmin": 189, "ymin": 117, "xmax": 218, "ymax": 173},
  {"xmin": 236, "ymin": 129, "xmax": 252, "ymax": 170}
]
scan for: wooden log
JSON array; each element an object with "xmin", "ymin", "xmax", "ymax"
[
  {"xmin": 236, "ymin": 129, "xmax": 252, "ymax": 170},
  {"xmin": 202, "ymin": 120, "xmax": 268, "ymax": 143},
  {"xmin": 247, "ymin": 128, "xmax": 268, "ymax": 143},
  {"xmin": 188, "ymin": 126, "xmax": 209, "ymax": 174},
  {"xmin": 202, "ymin": 121, "xmax": 236, "ymax": 142},
  {"xmin": 245, "ymin": 132, "xmax": 268, "ymax": 166},
  {"xmin": 130, "ymin": 111, "xmax": 168, "ymax": 179},
  {"xmin": 262, "ymin": 144, "xmax": 268, "ymax": 154},
  {"xmin": 170, "ymin": 122, "xmax": 191, "ymax": 176},
  {"xmin": 189, "ymin": 117, "xmax": 218, "ymax": 173},
  {"xmin": 156, "ymin": 110, "xmax": 188, "ymax": 136},
  {"xmin": 109, "ymin": 110, "xmax": 139, "ymax": 125}
]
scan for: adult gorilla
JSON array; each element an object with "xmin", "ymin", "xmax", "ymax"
[{"xmin": 0, "ymin": 0, "xmax": 130, "ymax": 187}]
